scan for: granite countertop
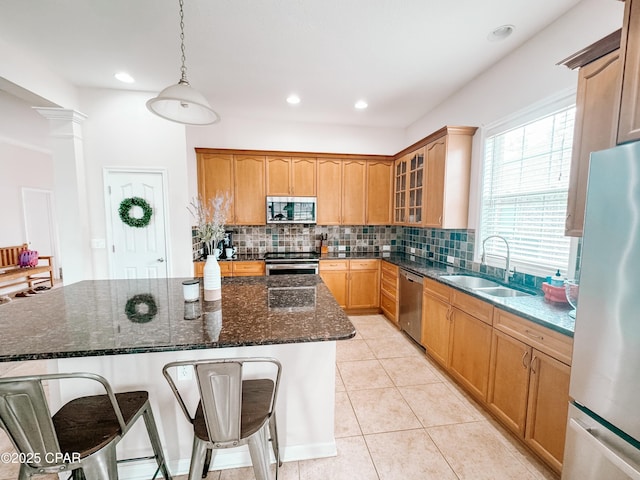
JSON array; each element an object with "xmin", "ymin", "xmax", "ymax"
[
  {"xmin": 0, "ymin": 276, "xmax": 355, "ymax": 362},
  {"xmin": 321, "ymin": 251, "xmax": 575, "ymax": 337},
  {"xmin": 195, "ymin": 254, "xmax": 264, "ymax": 262}
]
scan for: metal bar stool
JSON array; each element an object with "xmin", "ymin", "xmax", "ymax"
[
  {"xmin": 0, "ymin": 372, "xmax": 172, "ymax": 480},
  {"xmin": 163, "ymin": 358, "xmax": 282, "ymax": 480}
]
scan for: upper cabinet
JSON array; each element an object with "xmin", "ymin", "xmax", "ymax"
[
  {"xmin": 266, "ymin": 156, "xmax": 316, "ymax": 196},
  {"xmin": 317, "ymin": 159, "xmax": 367, "ymax": 225},
  {"xmin": 394, "ymin": 126, "xmax": 476, "ymax": 228},
  {"xmin": 366, "ymin": 161, "xmax": 393, "ymax": 225},
  {"xmin": 196, "ymin": 151, "xmax": 265, "ymax": 225},
  {"xmin": 564, "ymin": 46, "xmax": 621, "ymax": 236},
  {"xmin": 618, "ymin": 0, "xmax": 640, "ymax": 144}
]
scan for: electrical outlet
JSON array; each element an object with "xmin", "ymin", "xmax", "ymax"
[
  {"xmin": 382, "ymin": 245, "xmax": 391, "ymax": 251},
  {"xmin": 177, "ymin": 365, "xmax": 192, "ymax": 381},
  {"xmin": 410, "ymin": 248, "xmax": 416, "ymax": 254},
  {"xmin": 338, "ymin": 245, "xmax": 346, "ymax": 251},
  {"xmin": 447, "ymin": 255, "xmax": 454, "ymax": 264}
]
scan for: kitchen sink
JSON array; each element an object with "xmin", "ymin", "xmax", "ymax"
[
  {"xmin": 440, "ymin": 275, "xmax": 502, "ymax": 289},
  {"xmin": 440, "ymin": 275, "xmax": 533, "ymax": 298},
  {"xmin": 473, "ymin": 286, "xmax": 532, "ymax": 298}
]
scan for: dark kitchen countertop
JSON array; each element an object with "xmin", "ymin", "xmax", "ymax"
[
  {"xmin": 0, "ymin": 276, "xmax": 355, "ymax": 362},
  {"xmin": 321, "ymin": 251, "xmax": 575, "ymax": 337},
  {"xmin": 195, "ymin": 254, "xmax": 265, "ymax": 262}
]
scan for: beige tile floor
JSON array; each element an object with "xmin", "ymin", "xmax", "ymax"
[{"xmin": 0, "ymin": 314, "xmax": 559, "ymax": 480}]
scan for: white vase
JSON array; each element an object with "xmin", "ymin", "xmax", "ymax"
[{"xmin": 203, "ymin": 254, "xmax": 221, "ymax": 301}]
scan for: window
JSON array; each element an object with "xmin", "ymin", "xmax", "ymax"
[{"xmin": 478, "ymin": 101, "xmax": 576, "ymax": 277}]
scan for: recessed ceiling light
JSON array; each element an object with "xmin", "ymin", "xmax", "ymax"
[
  {"xmin": 114, "ymin": 72, "xmax": 135, "ymax": 83},
  {"xmin": 487, "ymin": 24, "xmax": 514, "ymax": 42},
  {"xmin": 287, "ymin": 94, "xmax": 301, "ymax": 105},
  {"xmin": 355, "ymin": 100, "xmax": 368, "ymax": 110}
]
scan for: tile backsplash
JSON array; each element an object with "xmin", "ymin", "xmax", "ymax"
[{"xmin": 193, "ymin": 225, "xmax": 579, "ymax": 292}]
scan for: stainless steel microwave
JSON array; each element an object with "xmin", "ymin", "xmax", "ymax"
[{"xmin": 266, "ymin": 196, "xmax": 316, "ymax": 224}]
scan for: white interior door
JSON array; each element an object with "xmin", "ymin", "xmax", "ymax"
[
  {"xmin": 105, "ymin": 170, "xmax": 169, "ymax": 279},
  {"xmin": 22, "ymin": 188, "xmax": 60, "ymax": 278}
]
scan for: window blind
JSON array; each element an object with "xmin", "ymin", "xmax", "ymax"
[{"xmin": 480, "ymin": 105, "xmax": 575, "ymax": 276}]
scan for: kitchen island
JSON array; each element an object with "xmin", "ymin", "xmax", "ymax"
[{"xmin": 0, "ymin": 275, "xmax": 355, "ymax": 478}]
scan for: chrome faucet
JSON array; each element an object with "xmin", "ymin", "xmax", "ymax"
[{"xmin": 481, "ymin": 235, "xmax": 512, "ymax": 283}]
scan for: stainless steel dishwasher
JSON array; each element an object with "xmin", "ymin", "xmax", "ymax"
[{"xmin": 398, "ymin": 269, "xmax": 423, "ymax": 344}]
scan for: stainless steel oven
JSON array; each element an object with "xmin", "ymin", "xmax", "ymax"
[{"xmin": 264, "ymin": 252, "xmax": 320, "ymax": 275}]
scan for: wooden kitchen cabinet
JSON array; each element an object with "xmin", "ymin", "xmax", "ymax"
[
  {"xmin": 491, "ymin": 308, "xmax": 572, "ymax": 473},
  {"xmin": 319, "ymin": 259, "xmax": 379, "ymax": 312},
  {"xmin": 565, "ymin": 47, "xmax": 621, "ymax": 236},
  {"xmin": 406, "ymin": 148, "xmax": 425, "ymax": 225},
  {"xmin": 393, "ymin": 126, "xmax": 476, "ymax": 227},
  {"xmin": 319, "ymin": 259, "xmax": 349, "ymax": 308},
  {"xmin": 317, "ymin": 159, "xmax": 343, "ymax": 225},
  {"xmin": 421, "ymin": 278, "xmax": 452, "ymax": 368},
  {"xmin": 194, "ymin": 260, "xmax": 265, "ymax": 278},
  {"xmin": 266, "ymin": 156, "xmax": 316, "ymax": 196},
  {"xmin": 196, "ymin": 151, "xmax": 265, "ymax": 225},
  {"xmin": 348, "ymin": 259, "xmax": 380, "ymax": 309},
  {"xmin": 197, "ymin": 153, "xmax": 235, "ymax": 220},
  {"xmin": 234, "ymin": 155, "xmax": 266, "ymax": 225},
  {"xmin": 618, "ymin": 0, "xmax": 640, "ymax": 143},
  {"xmin": 525, "ymin": 349, "xmax": 571, "ymax": 473},
  {"xmin": 423, "ymin": 129, "xmax": 474, "ymax": 229},
  {"xmin": 448, "ymin": 305, "xmax": 493, "ymax": 402},
  {"xmin": 380, "ymin": 260, "xmax": 399, "ymax": 323},
  {"xmin": 366, "ymin": 161, "xmax": 393, "ymax": 225},
  {"xmin": 393, "ymin": 155, "xmax": 408, "ymax": 224},
  {"xmin": 317, "ymin": 159, "xmax": 366, "ymax": 225}
]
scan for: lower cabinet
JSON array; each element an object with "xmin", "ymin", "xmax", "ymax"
[
  {"xmin": 421, "ymin": 278, "xmax": 452, "ymax": 368},
  {"xmin": 448, "ymin": 306, "xmax": 493, "ymax": 402},
  {"xmin": 489, "ymin": 308, "xmax": 572, "ymax": 474},
  {"xmin": 419, "ymin": 281, "xmax": 572, "ymax": 474},
  {"xmin": 380, "ymin": 260, "xmax": 399, "ymax": 323},
  {"xmin": 319, "ymin": 259, "xmax": 380, "ymax": 312},
  {"xmin": 194, "ymin": 260, "xmax": 265, "ymax": 278}
]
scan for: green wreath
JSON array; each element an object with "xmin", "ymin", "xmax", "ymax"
[
  {"xmin": 119, "ymin": 197, "xmax": 153, "ymax": 228},
  {"xmin": 124, "ymin": 294, "xmax": 158, "ymax": 323}
]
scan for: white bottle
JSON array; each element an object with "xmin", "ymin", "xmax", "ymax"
[{"xmin": 203, "ymin": 254, "xmax": 221, "ymax": 301}]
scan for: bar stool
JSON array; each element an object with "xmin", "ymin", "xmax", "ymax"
[
  {"xmin": 163, "ymin": 358, "xmax": 281, "ymax": 480},
  {"xmin": 0, "ymin": 372, "xmax": 172, "ymax": 480}
]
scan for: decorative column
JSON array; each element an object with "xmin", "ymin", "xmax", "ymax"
[{"xmin": 34, "ymin": 107, "xmax": 93, "ymax": 285}]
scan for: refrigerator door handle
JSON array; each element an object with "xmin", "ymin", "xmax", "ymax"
[{"xmin": 569, "ymin": 418, "xmax": 640, "ymax": 480}]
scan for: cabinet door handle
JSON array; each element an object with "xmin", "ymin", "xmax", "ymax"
[
  {"xmin": 521, "ymin": 350, "xmax": 529, "ymax": 369},
  {"xmin": 524, "ymin": 329, "xmax": 544, "ymax": 341},
  {"xmin": 530, "ymin": 355, "xmax": 538, "ymax": 374}
]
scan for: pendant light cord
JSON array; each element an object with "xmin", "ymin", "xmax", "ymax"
[{"xmin": 179, "ymin": 0, "xmax": 189, "ymax": 85}]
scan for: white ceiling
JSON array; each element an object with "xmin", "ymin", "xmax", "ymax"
[{"xmin": 0, "ymin": 0, "xmax": 583, "ymax": 128}]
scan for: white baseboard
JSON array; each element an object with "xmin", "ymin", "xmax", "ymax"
[{"xmin": 116, "ymin": 441, "xmax": 338, "ymax": 479}]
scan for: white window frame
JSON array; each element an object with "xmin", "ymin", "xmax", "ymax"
[{"xmin": 475, "ymin": 89, "xmax": 578, "ymax": 279}]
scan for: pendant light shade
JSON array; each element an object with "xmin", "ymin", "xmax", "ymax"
[
  {"xmin": 147, "ymin": 0, "xmax": 220, "ymax": 125},
  {"xmin": 147, "ymin": 80, "xmax": 219, "ymax": 125}
]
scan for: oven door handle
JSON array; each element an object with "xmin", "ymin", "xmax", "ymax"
[{"xmin": 265, "ymin": 263, "xmax": 319, "ymax": 270}]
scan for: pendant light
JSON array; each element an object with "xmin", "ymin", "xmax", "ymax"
[{"xmin": 147, "ymin": 0, "xmax": 220, "ymax": 125}]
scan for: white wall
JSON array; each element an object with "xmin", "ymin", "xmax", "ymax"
[
  {"xmin": 78, "ymin": 88, "xmax": 194, "ymax": 278},
  {"xmin": 405, "ymin": 0, "xmax": 624, "ymax": 228},
  {"xmin": 0, "ymin": 91, "xmax": 53, "ymax": 246}
]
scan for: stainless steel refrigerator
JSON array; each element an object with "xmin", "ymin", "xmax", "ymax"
[{"xmin": 562, "ymin": 141, "xmax": 640, "ymax": 479}]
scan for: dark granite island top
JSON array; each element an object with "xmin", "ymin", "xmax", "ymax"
[{"xmin": 0, "ymin": 275, "xmax": 356, "ymax": 362}]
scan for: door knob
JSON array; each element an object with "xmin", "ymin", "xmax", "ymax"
[{"xmin": 157, "ymin": 258, "xmax": 165, "ymax": 262}]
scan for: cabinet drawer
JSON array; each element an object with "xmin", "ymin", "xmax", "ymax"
[
  {"xmin": 493, "ymin": 308, "xmax": 573, "ymax": 366},
  {"xmin": 381, "ymin": 260, "xmax": 398, "ymax": 277},
  {"xmin": 450, "ymin": 289, "xmax": 493, "ymax": 325},
  {"xmin": 380, "ymin": 292, "xmax": 397, "ymax": 321},
  {"xmin": 423, "ymin": 277, "xmax": 450, "ymax": 303},
  {"xmin": 194, "ymin": 261, "xmax": 205, "ymax": 278},
  {"xmin": 350, "ymin": 259, "xmax": 380, "ymax": 270},
  {"xmin": 219, "ymin": 262, "xmax": 233, "ymax": 276},
  {"xmin": 319, "ymin": 259, "xmax": 349, "ymax": 271},
  {"xmin": 381, "ymin": 276, "xmax": 397, "ymax": 298},
  {"xmin": 233, "ymin": 261, "xmax": 265, "ymax": 276}
]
